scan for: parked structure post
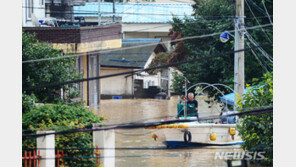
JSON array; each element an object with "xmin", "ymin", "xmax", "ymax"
[
  {"xmin": 37, "ymin": 131, "xmax": 55, "ymax": 167},
  {"xmin": 92, "ymin": 124, "xmax": 115, "ymax": 167}
]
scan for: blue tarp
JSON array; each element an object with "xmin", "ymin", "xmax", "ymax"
[
  {"xmin": 219, "ymin": 88, "xmax": 249, "ymax": 106},
  {"xmin": 219, "ymin": 85, "xmax": 265, "ymax": 106}
]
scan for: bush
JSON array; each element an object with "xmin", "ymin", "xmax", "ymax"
[
  {"xmin": 236, "ymin": 72, "xmax": 273, "ymax": 165},
  {"xmin": 22, "ymin": 32, "xmax": 82, "ymax": 103},
  {"xmin": 22, "ymin": 93, "xmax": 37, "ymax": 114},
  {"xmin": 23, "ymin": 103, "xmax": 104, "ymax": 167},
  {"xmin": 171, "ymin": 71, "xmax": 186, "ymax": 94}
]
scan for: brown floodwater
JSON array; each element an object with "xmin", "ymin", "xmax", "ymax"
[{"xmin": 96, "ymin": 96, "xmax": 242, "ymax": 167}]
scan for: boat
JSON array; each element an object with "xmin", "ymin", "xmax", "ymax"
[
  {"xmin": 149, "ymin": 121, "xmax": 243, "ymax": 148},
  {"xmin": 148, "ymin": 81, "xmax": 243, "ymax": 148}
]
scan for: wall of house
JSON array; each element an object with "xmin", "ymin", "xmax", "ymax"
[
  {"xmin": 100, "ymin": 67, "xmax": 134, "ymax": 98},
  {"xmin": 23, "ymin": 25, "xmax": 122, "ymax": 106},
  {"xmin": 22, "ymin": 0, "xmax": 46, "ymax": 27}
]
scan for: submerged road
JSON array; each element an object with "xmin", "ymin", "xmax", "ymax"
[{"xmin": 96, "ymin": 96, "xmax": 242, "ymax": 167}]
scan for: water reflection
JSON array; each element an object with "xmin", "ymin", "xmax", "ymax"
[{"xmin": 97, "ymin": 96, "xmax": 242, "ymax": 167}]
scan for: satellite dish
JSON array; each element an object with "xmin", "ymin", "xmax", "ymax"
[{"xmin": 220, "ymin": 31, "xmax": 231, "ymax": 43}]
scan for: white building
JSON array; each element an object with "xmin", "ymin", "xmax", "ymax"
[{"xmin": 22, "ymin": 0, "xmax": 46, "ymax": 27}]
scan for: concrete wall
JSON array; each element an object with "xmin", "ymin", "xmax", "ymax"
[
  {"xmin": 100, "ymin": 67, "xmax": 134, "ymax": 96},
  {"xmin": 22, "ymin": 0, "xmax": 46, "ymax": 27}
]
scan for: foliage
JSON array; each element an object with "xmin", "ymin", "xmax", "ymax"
[
  {"xmin": 23, "ymin": 103, "xmax": 104, "ymax": 167},
  {"xmin": 147, "ymin": 52, "xmax": 172, "ymax": 74},
  {"xmin": 22, "ymin": 32, "xmax": 82, "ymax": 103},
  {"xmin": 171, "ymin": 71, "xmax": 186, "ymax": 94},
  {"xmin": 236, "ymin": 72, "xmax": 273, "ymax": 165},
  {"xmin": 170, "ymin": 0, "xmax": 273, "ymax": 94},
  {"xmin": 22, "ymin": 93, "xmax": 38, "ymax": 114}
]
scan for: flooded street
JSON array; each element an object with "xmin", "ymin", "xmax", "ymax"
[{"xmin": 96, "ymin": 96, "xmax": 242, "ymax": 167}]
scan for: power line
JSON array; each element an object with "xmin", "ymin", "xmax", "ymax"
[
  {"xmin": 244, "ymin": 29, "xmax": 273, "ymax": 63},
  {"xmin": 22, "ymin": 23, "xmax": 272, "ymax": 64},
  {"xmin": 245, "ymin": 0, "xmax": 268, "ymax": 17},
  {"xmin": 22, "ymin": 43, "xmax": 272, "ymax": 91},
  {"xmin": 261, "ymin": 0, "xmax": 273, "ymax": 25},
  {"xmin": 22, "ymin": 115, "xmax": 177, "ymax": 133},
  {"xmin": 22, "ymin": 6, "xmax": 271, "ymax": 19},
  {"xmin": 246, "ymin": 42, "xmax": 269, "ymax": 73},
  {"xmin": 23, "ymin": 146, "xmax": 241, "ymax": 151},
  {"xmin": 245, "ymin": 0, "xmax": 272, "ymax": 43},
  {"xmin": 22, "ymin": 106, "xmax": 273, "ymax": 137}
]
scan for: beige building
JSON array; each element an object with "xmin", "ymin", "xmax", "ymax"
[
  {"xmin": 23, "ymin": 24, "xmax": 122, "ymax": 107},
  {"xmin": 99, "ymin": 38, "xmax": 167, "ymax": 99}
]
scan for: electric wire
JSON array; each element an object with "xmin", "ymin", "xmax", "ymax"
[
  {"xmin": 245, "ymin": 0, "xmax": 272, "ymax": 43},
  {"xmin": 22, "ymin": 146, "xmax": 241, "ymax": 151},
  {"xmin": 245, "ymin": 0, "xmax": 268, "ymax": 17},
  {"xmin": 23, "ymin": 41, "xmax": 271, "ymax": 91},
  {"xmin": 22, "ymin": 42, "xmax": 272, "ymax": 91},
  {"xmin": 22, "ymin": 106, "xmax": 272, "ymax": 137},
  {"xmin": 22, "ymin": 23, "xmax": 272, "ymax": 64},
  {"xmin": 22, "ymin": 6, "xmax": 272, "ymax": 20},
  {"xmin": 246, "ymin": 42, "xmax": 269, "ymax": 73},
  {"xmin": 244, "ymin": 29, "xmax": 273, "ymax": 63},
  {"xmin": 261, "ymin": 0, "xmax": 273, "ymax": 25}
]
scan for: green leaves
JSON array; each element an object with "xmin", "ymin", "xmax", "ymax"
[
  {"xmin": 236, "ymin": 72, "xmax": 273, "ymax": 165},
  {"xmin": 170, "ymin": 0, "xmax": 273, "ymax": 97},
  {"xmin": 23, "ymin": 103, "xmax": 104, "ymax": 167},
  {"xmin": 22, "ymin": 32, "xmax": 82, "ymax": 103}
]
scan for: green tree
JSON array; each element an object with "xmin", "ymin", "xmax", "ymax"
[
  {"xmin": 23, "ymin": 103, "xmax": 104, "ymax": 167},
  {"xmin": 236, "ymin": 72, "xmax": 273, "ymax": 165},
  {"xmin": 22, "ymin": 32, "xmax": 82, "ymax": 103},
  {"xmin": 170, "ymin": 0, "xmax": 273, "ymax": 94}
]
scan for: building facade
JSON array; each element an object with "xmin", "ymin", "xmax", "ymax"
[
  {"xmin": 99, "ymin": 38, "xmax": 167, "ymax": 99},
  {"xmin": 22, "ymin": 0, "xmax": 46, "ymax": 27},
  {"xmin": 23, "ymin": 24, "xmax": 122, "ymax": 107},
  {"xmin": 74, "ymin": 2, "xmax": 194, "ymax": 47}
]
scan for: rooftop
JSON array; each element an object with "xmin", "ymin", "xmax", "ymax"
[
  {"xmin": 100, "ymin": 38, "xmax": 167, "ymax": 68},
  {"xmin": 23, "ymin": 24, "xmax": 122, "ymax": 43},
  {"xmin": 74, "ymin": 3, "xmax": 194, "ymax": 23}
]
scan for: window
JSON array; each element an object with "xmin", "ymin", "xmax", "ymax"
[{"xmin": 27, "ymin": 0, "xmax": 34, "ymax": 19}]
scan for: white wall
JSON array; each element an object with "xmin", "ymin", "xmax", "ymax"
[
  {"xmin": 135, "ymin": 72, "xmax": 161, "ymax": 88},
  {"xmin": 22, "ymin": 0, "xmax": 45, "ymax": 27},
  {"xmin": 100, "ymin": 67, "xmax": 134, "ymax": 95}
]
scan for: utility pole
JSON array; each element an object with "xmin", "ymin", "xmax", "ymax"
[
  {"xmin": 98, "ymin": 0, "xmax": 101, "ymax": 25},
  {"xmin": 167, "ymin": 41, "xmax": 171, "ymax": 100},
  {"xmin": 113, "ymin": 0, "xmax": 116, "ymax": 23},
  {"xmin": 234, "ymin": 0, "xmax": 245, "ymax": 110}
]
